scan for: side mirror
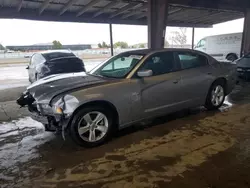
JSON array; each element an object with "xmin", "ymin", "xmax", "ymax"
[
  {"xmin": 137, "ymin": 70, "xmax": 153, "ymax": 78},
  {"xmin": 26, "ymin": 65, "xmax": 30, "ymax": 70}
]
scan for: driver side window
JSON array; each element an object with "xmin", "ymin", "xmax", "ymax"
[{"xmin": 138, "ymin": 52, "xmax": 175, "ymax": 76}]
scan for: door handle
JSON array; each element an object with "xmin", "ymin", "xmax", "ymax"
[{"xmin": 207, "ymin": 72, "xmax": 212, "ymax": 75}]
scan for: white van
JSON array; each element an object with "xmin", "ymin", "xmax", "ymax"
[{"xmin": 195, "ymin": 32, "xmax": 242, "ymax": 61}]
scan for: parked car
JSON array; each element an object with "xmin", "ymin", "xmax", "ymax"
[
  {"xmin": 236, "ymin": 52, "xmax": 250, "ymax": 80},
  {"xmin": 17, "ymin": 49, "xmax": 237, "ymax": 147},
  {"xmin": 27, "ymin": 50, "xmax": 85, "ymax": 83}
]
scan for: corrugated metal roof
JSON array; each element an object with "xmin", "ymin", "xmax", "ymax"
[{"xmin": 0, "ymin": 0, "xmax": 245, "ymax": 27}]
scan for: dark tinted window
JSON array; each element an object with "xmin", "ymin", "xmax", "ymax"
[
  {"xmin": 48, "ymin": 57, "xmax": 85, "ymax": 74},
  {"xmin": 244, "ymin": 53, "xmax": 250, "ymax": 58},
  {"xmin": 139, "ymin": 52, "xmax": 175, "ymax": 76},
  {"xmin": 177, "ymin": 52, "xmax": 208, "ymax": 69}
]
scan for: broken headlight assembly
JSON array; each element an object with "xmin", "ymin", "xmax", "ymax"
[{"xmin": 51, "ymin": 94, "xmax": 79, "ymax": 116}]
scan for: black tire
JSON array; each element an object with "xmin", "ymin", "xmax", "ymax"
[
  {"xmin": 69, "ymin": 106, "xmax": 114, "ymax": 147},
  {"xmin": 205, "ymin": 80, "xmax": 226, "ymax": 110},
  {"xmin": 35, "ymin": 73, "xmax": 39, "ymax": 81},
  {"xmin": 226, "ymin": 54, "xmax": 238, "ymax": 62}
]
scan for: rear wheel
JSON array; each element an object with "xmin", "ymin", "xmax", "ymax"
[
  {"xmin": 70, "ymin": 106, "xmax": 114, "ymax": 147},
  {"xmin": 205, "ymin": 81, "xmax": 226, "ymax": 110},
  {"xmin": 226, "ymin": 54, "xmax": 238, "ymax": 62}
]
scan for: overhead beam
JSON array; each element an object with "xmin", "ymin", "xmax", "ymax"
[
  {"xmin": 109, "ymin": 3, "xmax": 137, "ymax": 18},
  {"xmin": 134, "ymin": 12, "xmax": 146, "ymax": 20},
  {"xmin": 76, "ymin": 0, "xmax": 101, "ymax": 17},
  {"xmin": 122, "ymin": 3, "xmax": 147, "ymax": 19},
  {"xmin": 39, "ymin": 0, "xmax": 52, "ymax": 15},
  {"xmin": 169, "ymin": 0, "xmax": 247, "ymax": 12},
  {"xmin": 17, "ymin": 0, "xmax": 23, "ymax": 12},
  {"xmin": 93, "ymin": 1, "xmax": 120, "ymax": 18},
  {"xmin": 59, "ymin": 0, "xmax": 78, "ymax": 16},
  {"xmin": 168, "ymin": 8, "xmax": 182, "ymax": 15},
  {"xmin": 0, "ymin": 7, "xmax": 213, "ymax": 28},
  {"xmin": 134, "ymin": 7, "xmax": 182, "ymax": 20}
]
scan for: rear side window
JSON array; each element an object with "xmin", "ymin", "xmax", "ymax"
[
  {"xmin": 31, "ymin": 54, "xmax": 46, "ymax": 66},
  {"xmin": 177, "ymin": 52, "xmax": 208, "ymax": 70},
  {"xmin": 49, "ymin": 58, "xmax": 85, "ymax": 74}
]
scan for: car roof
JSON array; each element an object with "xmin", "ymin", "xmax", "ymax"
[
  {"xmin": 39, "ymin": 50, "xmax": 76, "ymax": 61},
  {"xmin": 121, "ymin": 48, "xmax": 202, "ymax": 55}
]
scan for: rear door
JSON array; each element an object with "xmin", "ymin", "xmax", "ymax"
[{"xmin": 174, "ymin": 51, "xmax": 214, "ymax": 107}]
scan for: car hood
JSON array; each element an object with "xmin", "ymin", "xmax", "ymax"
[
  {"xmin": 27, "ymin": 72, "xmax": 109, "ymax": 103},
  {"xmin": 237, "ymin": 58, "xmax": 250, "ymax": 68}
]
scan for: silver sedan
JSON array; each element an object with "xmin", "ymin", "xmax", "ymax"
[{"xmin": 17, "ymin": 49, "xmax": 237, "ymax": 147}]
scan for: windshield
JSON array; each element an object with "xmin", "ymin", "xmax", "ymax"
[{"xmin": 90, "ymin": 53, "xmax": 144, "ymax": 78}]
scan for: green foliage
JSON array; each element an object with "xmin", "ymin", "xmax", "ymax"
[
  {"xmin": 114, "ymin": 41, "xmax": 128, "ymax": 49},
  {"xmin": 98, "ymin": 41, "xmax": 109, "ymax": 48},
  {"xmin": 52, "ymin": 40, "xmax": 62, "ymax": 49},
  {"xmin": 138, "ymin": 43, "xmax": 145, "ymax": 48}
]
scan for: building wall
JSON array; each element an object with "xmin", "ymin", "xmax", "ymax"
[{"xmin": 6, "ymin": 44, "xmax": 92, "ymax": 51}]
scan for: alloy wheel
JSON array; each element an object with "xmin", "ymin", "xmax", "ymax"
[
  {"xmin": 211, "ymin": 85, "xmax": 224, "ymax": 106},
  {"xmin": 77, "ymin": 111, "xmax": 109, "ymax": 142}
]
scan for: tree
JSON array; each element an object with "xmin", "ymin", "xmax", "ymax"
[
  {"xmin": 139, "ymin": 43, "xmax": 145, "ymax": 48},
  {"xmin": 114, "ymin": 41, "xmax": 128, "ymax": 49},
  {"xmin": 97, "ymin": 41, "xmax": 109, "ymax": 48},
  {"xmin": 102, "ymin": 41, "xmax": 108, "ymax": 48},
  {"xmin": 170, "ymin": 27, "xmax": 187, "ymax": 45},
  {"xmin": 52, "ymin": 40, "xmax": 62, "ymax": 49}
]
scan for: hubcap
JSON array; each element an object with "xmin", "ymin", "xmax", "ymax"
[
  {"xmin": 77, "ymin": 111, "xmax": 108, "ymax": 142},
  {"xmin": 211, "ymin": 85, "xmax": 224, "ymax": 106}
]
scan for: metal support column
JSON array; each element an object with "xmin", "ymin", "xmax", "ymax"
[
  {"xmin": 109, "ymin": 23, "xmax": 114, "ymax": 56},
  {"xmin": 241, "ymin": 9, "xmax": 250, "ymax": 57},
  {"xmin": 148, "ymin": 0, "xmax": 169, "ymax": 49},
  {"xmin": 192, "ymin": 27, "xmax": 195, "ymax": 49}
]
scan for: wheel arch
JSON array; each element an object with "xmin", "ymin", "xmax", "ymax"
[
  {"xmin": 210, "ymin": 77, "xmax": 228, "ymax": 94},
  {"xmin": 226, "ymin": 53, "xmax": 238, "ymax": 60},
  {"xmin": 67, "ymin": 100, "xmax": 119, "ymax": 129}
]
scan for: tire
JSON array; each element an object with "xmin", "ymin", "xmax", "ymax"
[
  {"xmin": 35, "ymin": 73, "xmax": 39, "ymax": 81},
  {"xmin": 205, "ymin": 80, "xmax": 226, "ymax": 110},
  {"xmin": 226, "ymin": 54, "xmax": 237, "ymax": 62},
  {"xmin": 69, "ymin": 106, "xmax": 114, "ymax": 147}
]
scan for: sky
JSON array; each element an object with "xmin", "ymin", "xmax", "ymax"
[{"xmin": 0, "ymin": 18, "xmax": 244, "ymax": 46}]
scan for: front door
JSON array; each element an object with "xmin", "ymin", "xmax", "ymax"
[{"xmin": 136, "ymin": 51, "xmax": 184, "ymax": 117}]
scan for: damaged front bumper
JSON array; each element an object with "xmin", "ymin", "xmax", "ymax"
[{"xmin": 16, "ymin": 91, "xmax": 70, "ymax": 134}]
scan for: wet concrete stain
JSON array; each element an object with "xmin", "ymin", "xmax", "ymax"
[{"xmin": 1, "ymin": 82, "xmax": 250, "ymax": 187}]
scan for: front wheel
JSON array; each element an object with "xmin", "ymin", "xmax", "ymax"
[
  {"xmin": 205, "ymin": 81, "xmax": 226, "ymax": 110},
  {"xmin": 69, "ymin": 106, "xmax": 114, "ymax": 147}
]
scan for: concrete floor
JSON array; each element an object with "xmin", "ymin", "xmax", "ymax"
[{"xmin": 1, "ymin": 81, "xmax": 250, "ymax": 188}]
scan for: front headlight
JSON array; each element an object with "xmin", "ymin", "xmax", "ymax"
[{"xmin": 52, "ymin": 95, "xmax": 79, "ymax": 115}]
